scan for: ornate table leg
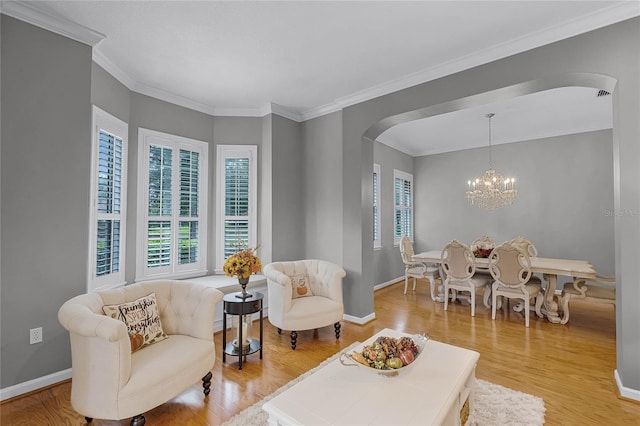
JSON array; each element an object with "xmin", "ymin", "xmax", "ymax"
[{"xmin": 542, "ymin": 274, "xmax": 561, "ymax": 323}]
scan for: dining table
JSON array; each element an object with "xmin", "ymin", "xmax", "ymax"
[{"xmin": 413, "ymin": 250, "xmax": 597, "ymax": 324}]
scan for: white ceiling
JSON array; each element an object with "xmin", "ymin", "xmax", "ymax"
[{"xmin": 3, "ymin": 1, "xmax": 637, "ymax": 154}]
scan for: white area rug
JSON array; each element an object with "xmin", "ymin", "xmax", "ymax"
[{"xmin": 222, "ymin": 343, "xmax": 545, "ymax": 426}]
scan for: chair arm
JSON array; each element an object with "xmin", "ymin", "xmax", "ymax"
[
  {"xmin": 264, "ymin": 266, "xmax": 293, "ymax": 327},
  {"xmin": 58, "ymin": 294, "xmax": 128, "ymax": 342},
  {"xmin": 264, "ymin": 268, "xmax": 291, "ymax": 286},
  {"xmin": 58, "ymin": 293, "xmax": 132, "ymax": 406}
]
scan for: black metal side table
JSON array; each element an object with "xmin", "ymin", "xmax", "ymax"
[{"xmin": 222, "ymin": 291, "xmax": 264, "ymax": 370}]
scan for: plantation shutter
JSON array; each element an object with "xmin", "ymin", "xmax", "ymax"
[
  {"xmin": 224, "ymin": 157, "xmax": 250, "ymax": 258},
  {"xmin": 216, "ymin": 145, "xmax": 257, "ymax": 270},
  {"xmin": 95, "ymin": 130, "xmax": 123, "ymax": 277},
  {"xmin": 394, "ymin": 170, "xmax": 413, "ymax": 244},
  {"xmin": 147, "ymin": 145, "xmax": 172, "ymax": 268},
  {"xmin": 178, "ymin": 149, "xmax": 200, "ymax": 265}
]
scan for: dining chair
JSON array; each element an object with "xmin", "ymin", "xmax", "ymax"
[
  {"xmin": 488, "ymin": 242, "xmax": 544, "ymax": 327},
  {"xmin": 399, "ymin": 235, "xmax": 440, "ymax": 299},
  {"xmin": 441, "ymin": 240, "xmax": 492, "ymax": 316},
  {"xmin": 470, "ymin": 235, "xmax": 495, "ymax": 253},
  {"xmin": 508, "ymin": 236, "xmax": 538, "ymax": 257}
]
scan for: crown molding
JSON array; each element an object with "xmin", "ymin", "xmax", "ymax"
[
  {"xmin": 300, "ymin": 1, "xmax": 640, "ymax": 122},
  {"xmin": 0, "ymin": 0, "xmax": 105, "ymax": 46},
  {"xmin": 92, "ymin": 50, "xmax": 137, "ymax": 90},
  {"xmin": 270, "ymin": 103, "xmax": 303, "ymax": 122},
  {"xmin": 6, "ymin": 0, "xmax": 636, "ymax": 123}
]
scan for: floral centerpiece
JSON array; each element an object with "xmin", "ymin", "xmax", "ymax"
[{"xmin": 223, "ymin": 244, "xmax": 262, "ymax": 298}]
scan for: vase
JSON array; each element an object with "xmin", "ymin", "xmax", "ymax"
[{"xmin": 236, "ymin": 276, "xmax": 251, "ymax": 299}]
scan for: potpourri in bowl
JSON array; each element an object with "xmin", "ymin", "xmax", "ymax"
[{"xmin": 340, "ymin": 334, "xmax": 428, "ymax": 376}]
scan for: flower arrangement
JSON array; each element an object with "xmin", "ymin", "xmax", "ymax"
[{"xmin": 223, "ymin": 244, "xmax": 262, "ymax": 280}]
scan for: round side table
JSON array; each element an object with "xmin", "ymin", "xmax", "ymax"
[{"xmin": 222, "ymin": 292, "xmax": 264, "ymax": 370}]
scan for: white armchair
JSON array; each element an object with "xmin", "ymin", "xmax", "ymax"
[
  {"xmin": 58, "ymin": 280, "xmax": 223, "ymax": 425},
  {"xmin": 264, "ymin": 259, "xmax": 346, "ymax": 350}
]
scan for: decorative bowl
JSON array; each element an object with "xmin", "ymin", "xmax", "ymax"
[{"xmin": 339, "ymin": 334, "xmax": 428, "ymax": 376}]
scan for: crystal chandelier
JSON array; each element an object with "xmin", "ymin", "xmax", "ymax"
[{"xmin": 466, "ymin": 113, "xmax": 517, "ymax": 210}]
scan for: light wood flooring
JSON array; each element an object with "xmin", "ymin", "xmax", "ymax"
[{"xmin": 2, "ymin": 279, "xmax": 638, "ymax": 425}]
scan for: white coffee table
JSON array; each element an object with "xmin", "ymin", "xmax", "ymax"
[{"xmin": 262, "ymin": 328, "xmax": 479, "ymax": 425}]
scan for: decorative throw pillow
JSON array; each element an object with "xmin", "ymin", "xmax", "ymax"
[
  {"xmin": 103, "ymin": 293, "xmax": 168, "ymax": 352},
  {"xmin": 290, "ymin": 273, "xmax": 314, "ymax": 299}
]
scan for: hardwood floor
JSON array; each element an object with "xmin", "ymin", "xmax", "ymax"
[{"xmin": 2, "ymin": 279, "xmax": 638, "ymax": 425}]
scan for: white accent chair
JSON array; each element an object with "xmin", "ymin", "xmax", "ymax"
[
  {"xmin": 559, "ymin": 275, "xmax": 616, "ymax": 324},
  {"xmin": 58, "ymin": 280, "xmax": 223, "ymax": 426},
  {"xmin": 441, "ymin": 240, "xmax": 492, "ymax": 316},
  {"xmin": 489, "ymin": 243, "xmax": 544, "ymax": 327},
  {"xmin": 400, "ymin": 235, "xmax": 440, "ymax": 300},
  {"xmin": 264, "ymin": 259, "xmax": 346, "ymax": 350}
]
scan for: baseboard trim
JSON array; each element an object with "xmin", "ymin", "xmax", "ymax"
[
  {"xmin": 374, "ymin": 277, "xmax": 403, "ymax": 291},
  {"xmin": 615, "ymin": 369, "xmax": 640, "ymax": 402},
  {"xmin": 0, "ymin": 368, "xmax": 72, "ymax": 402},
  {"xmin": 343, "ymin": 312, "xmax": 376, "ymax": 325}
]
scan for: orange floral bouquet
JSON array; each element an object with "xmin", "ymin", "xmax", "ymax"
[{"xmin": 223, "ymin": 245, "xmax": 262, "ymax": 280}]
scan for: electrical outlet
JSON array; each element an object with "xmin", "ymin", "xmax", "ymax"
[{"xmin": 30, "ymin": 327, "xmax": 43, "ymax": 344}]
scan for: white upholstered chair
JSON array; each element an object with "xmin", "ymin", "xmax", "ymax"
[
  {"xmin": 508, "ymin": 236, "xmax": 538, "ymax": 257},
  {"xmin": 400, "ymin": 235, "xmax": 440, "ymax": 300},
  {"xmin": 470, "ymin": 235, "xmax": 495, "ymax": 253},
  {"xmin": 559, "ymin": 275, "xmax": 616, "ymax": 324},
  {"xmin": 58, "ymin": 280, "xmax": 223, "ymax": 426},
  {"xmin": 441, "ymin": 240, "xmax": 492, "ymax": 316},
  {"xmin": 264, "ymin": 259, "xmax": 346, "ymax": 350},
  {"xmin": 488, "ymin": 243, "xmax": 544, "ymax": 327}
]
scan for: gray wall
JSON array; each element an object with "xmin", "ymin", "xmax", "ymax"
[
  {"xmin": 413, "ymin": 130, "xmax": 614, "ymax": 281},
  {"xmin": 1, "ymin": 16, "xmax": 93, "ymax": 388},
  {"xmin": 271, "ymin": 114, "xmax": 304, "ymax": 261},
  {"xmin": 372, "ymin": 141, "xmax": 414, "ymax": 286},
  {"xmin": 301, "ymin": 111, "xmax": 344, "ymax": 265},
  {"xmin": 91, "ymin": 63, "xmax": 130, "ymax": 123}
]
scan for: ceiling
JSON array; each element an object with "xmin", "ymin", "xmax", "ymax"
[{"xmin": 3, "ymin": 1, "xmax": 637, "ymax": 154}]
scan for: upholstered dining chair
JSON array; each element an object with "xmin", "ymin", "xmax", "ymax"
[
  {"xmin": 559, "ymin": 275, "xmax": 616, "ymax": 324},
  {"xmin": 264, "ymin": 259, "xmax": 346, "ymax": 349},
  {"xmin": 441, "ymin": 240, "xmax": 492, "ymax": 316},
  {"xmin": 488, "ymin": 243, "xmax": 544, "ymax": 327},
  {"xmin": 400, "ymin": 235, "xmax": 440, "ymax": 300},
  {"xmin": 469, "ymin": 235, "xmax": 495, "ymax": 279},
  {"xmin": 508, "ymin": 236, "xmax": 538, "ymax": 257},
  {"xmin": 470, "ymin": 235, "xmax": 495, "ymax": 253}
]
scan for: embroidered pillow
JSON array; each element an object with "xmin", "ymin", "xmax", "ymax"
[
  {"xmin": 103, "ymin": 292, "xmax": 168, "ymax": 352},
  {"xmin": 290, "ymin": 273, "xmax": 314, "ymax": 299}
]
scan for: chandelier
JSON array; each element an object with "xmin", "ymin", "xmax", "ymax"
[{"xmin": 466, "ymin": 113, "xmax": 517, "ymax": 210}]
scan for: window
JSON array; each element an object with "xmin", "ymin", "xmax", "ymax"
[
  {"xmin": 394, "ymin": 169, "xmax": 413, "ymax": 245},
  {"xmin": 137, "ymin": 128, "xmax": 208, "ymax": 281},
  {"xmin": 373, "ymin": 163, "xmax": 381, "ymax": 249},
  {"xmin": 88, "ymin": 106, "xmax": 128, "ymax": 291},
  {"xmin": 216, "ymin": 145, "xmax": 257, "ymax": 270}
]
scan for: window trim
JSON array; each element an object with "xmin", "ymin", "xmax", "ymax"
[
  {"xmin": 88, "ymin": 106, "xmax": 128, "ymax": 292},
  {"xmin": 373, "ymin": 163, "xmax": 382, "ymax": 249},
  {"xmin": 215, "ymin": 145, "xmax": 258, "ymax": 272},
  {"xmin": 136, "ymin": 128, "xmax": 208, "ymax": 282},
  {"xmin": 393, "ymin": 169, "xmax": 414, "ymax": 246}
]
